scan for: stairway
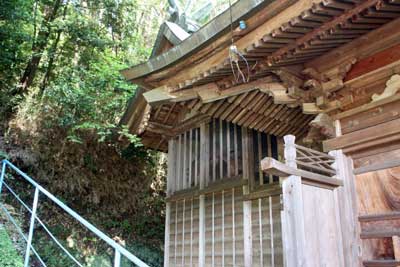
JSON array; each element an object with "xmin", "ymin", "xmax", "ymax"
[{"xmin": 359, "ymin": 212, "xmax": 400, "ymax": 267}]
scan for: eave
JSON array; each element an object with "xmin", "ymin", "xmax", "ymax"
[{"xmin": 120, "ymin": 0, "xmax": 400, "ymax": 152}]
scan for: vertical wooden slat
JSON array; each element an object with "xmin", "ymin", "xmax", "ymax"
[
  {"xmin": 213, "ymin": 119, "xmax": 217, "ymax": 182},
  {"xmin": 268, "ymin": 134, "xmax": 273, "ymax": 184},
  {"xmin": 183, "ymin": 133, "xmax": 187, "ymax": 189},
  {"xmin": 164, "ymin": 202, "xmax": 171, "ymax": 267},
  {"xmin": 232, "ymin": 188, "xmax": 236, "ymax": 267},
  {"xmin": 258, "ymin": 199, "xmax": 263, "ymax": 267},
  {"xmin": 189, "ymin": 129, "xmax": 193, "ymax": 188},
  {"xmin": 220, "ymin": 119, "xmax": 223, "ymax": 180},
  {"xmin": 234, "ymin": 125, "xmax": 239, "ymax": 176},
  {"xmin": 227, "ymin": 122, "xmax": 231, "ymax": 178},
  {"xmin": 195, "ymin": 128, "xmax": 199, "ymax": 186},
  {"xmin": 242, "ymin": 127, "xmax": 255, "ymax": 191},
  {"xmin": 190, "ymin": 198, "xmax": 193, "ymax": 267},
  {"xmin": 222, "ymin": 190, "xmax": 225, "ymax": 267},
  {"xmin": 182, "ymin": 199, "xmax": 185, "ymax": 266},
  {"xmin": 167, "ymin": 139, "xmax": 175, "ymax": 196},
  {"xmin": 269, "ymin": 196, "xmax": 275, "ymax": 267},
  {"xmin": 177, "ymin": 136, "xmax": 182, "ymax": 191},
  {"xmin": 258, "ymin": 132, "xmax": 263, "ymax": 185},
  {"xmin": 175, "ymin": 201, "xmax": 178, "ymax": 266},
  {"xmin": 212, "ymin": 193, "xmax": 215, "ymax": 267}
]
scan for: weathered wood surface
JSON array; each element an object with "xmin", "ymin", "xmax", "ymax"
[
  {"xmin": 323, "ymin": 118, "xmax": 400, "ymax": 154},
  {"xmin": 345, "ymin": 43, "xmax": 400, "ymax": 82},
  {"xmin": 335, "ymin": 95, "xmax": 400, "ymax": 135},
  {"xmin": 307, "ymin": 17, "xmax": 400, "ymax": 73},
  {"xmin": 356, "ymin": 166, "xmax": 400, "ymax": 261}
]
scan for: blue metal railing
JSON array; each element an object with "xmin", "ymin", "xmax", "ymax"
[{"xmin": 0, "ymin": 159, "xmax": 151, "ymax": 267}]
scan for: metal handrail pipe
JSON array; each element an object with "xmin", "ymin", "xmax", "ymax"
[
  {"xmin": 2, "ymin": 181, "xmax": 83, "ymax": 266},
  {"xmin": 2, "ymin": 159, "xmax": 150, "ymax": 267}
]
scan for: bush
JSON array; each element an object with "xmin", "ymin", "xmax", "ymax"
[{"xmin": 0, "ymin": 227, "xmax": 23, "ymax": 267}]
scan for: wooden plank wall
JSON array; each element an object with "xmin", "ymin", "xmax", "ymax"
[
  {"xmin": 205, "ymin": 188, "xmax": 244, "ymax": 266},
  {"xmin": 169, "ymin": 198, "xmax": 200, "ymax": 267},
  {"xmin": 251, "ymin": 195, "xmax": 283, "ymax": 267},
  {"xmin": 165, "ymin": 121, "xmax": 284, "ymax": 267},
  {"xmin": 169, "ymin": 128, "xmax": 201, "ymax": 194}
]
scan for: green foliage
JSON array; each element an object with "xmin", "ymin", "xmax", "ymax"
[
  {"xmin": 0, "ymin": 227, "xmax": 23, "ymax": 267},
  {"xmin": 0, "ymin": 150, "xmax": 8, "ymax": 160}
]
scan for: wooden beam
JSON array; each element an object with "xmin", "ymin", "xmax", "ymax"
[
  {"xmin": 345, "ymin": 43, "xmax": 400, "ymax": 81},
  {"xmin": 269, "ymin": 0, "xmax": 383, "ymax": 62},
  {"xmin": 353, "ymin": 158, "xmax": 400, "ymax": 175},
  {"xmin": 302, "ymin": 100, "xmax": 343, "ymax": 114},
  {"xmin": 143, "ymin": 83, "xmax": 218, "ymax": 106},
  {"xmin": 261, "ymin": 157, "xmax": 343, "ymax": 187},
  {"xmin": 323, "ymin": 118, "xmax": 400, "ymax": 152},
  {"xmin": 334, "ymin": 94, "xmax": 400, "ymax": 120},
  {"xmin": 199, "ymin": 77, "xmax": 277, "ymax": 103},
  {"xmin": 307, "ymin": 17, "xmax": 400, "ymax": 72},
  {"xmin": 359, "ymin": 212, "xmax": 400, "ymax": 223}
]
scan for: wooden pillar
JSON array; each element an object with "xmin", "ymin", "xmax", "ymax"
[
  {"xmin": 199, "ymin": 123, "xmax": 209, "ymax": 267},
  {"xmin": 164, "ymin": 202, "xmax": 171, "ymax": 267},
  {"xmin": 164, "ymin": 139, "xmax": 175, "ymax": 267},
  {"xmin": 242, "ymin": 127, "xmax": 253, "ymax": 267},
  {"xmin": 281, "ymin": 135, "xmax": 307, "ymax": 267}
]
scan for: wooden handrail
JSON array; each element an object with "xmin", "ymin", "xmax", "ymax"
[{"xmin": 260, "ymin": 157, "xmax": 343, "ymax": 188}]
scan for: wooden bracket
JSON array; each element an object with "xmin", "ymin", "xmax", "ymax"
[{"xmin": 371, "ymin": 74, "xmax": 400, "ymax": 102}]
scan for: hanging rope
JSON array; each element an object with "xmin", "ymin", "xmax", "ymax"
[{"xmin": 228, "ymin": 0, "xmax": 250, "ymax": 84}]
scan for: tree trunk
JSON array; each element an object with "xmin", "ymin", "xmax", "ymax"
[
  {"xmin": 18, "ymin": 0, "xmax": 63, "ymax": 94},
  {"xmin": 40, "ymin": 1, "xmax": 69, "ymax": 94}
]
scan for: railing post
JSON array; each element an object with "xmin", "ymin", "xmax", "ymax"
[
  {"xmin": 114, "ymin": 249, "xmax": 121, "ymax": 267},
  {"xmin": 0, "ymin": 160, "xmax": 6, "ymax": 198},
  {"xmin": 281, "ymin": 135, "xmax": 307, "ymax": 267},
  {"xmin": 24, "ymin": 187, "xmax": 40, "ymax": 267}
]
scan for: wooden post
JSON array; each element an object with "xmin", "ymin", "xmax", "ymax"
[
  {"xmin": 164, "ymin": 139, "xmax": 175, "ymax": 267},
  {"xmin": 199, "ymin": 123, "xmax": 209, "ymax": 267},
  {"xmin": 281, "ymin": 135, "xmax": 307, "ymax": 267},
  {"xmin": 167, "ymin": 139, "xmax": 176, "ymax": 196},
  {"xmin": 242, "ymin": 127, "xmax": 253, "ymax": 267},
  {"xmin": 164, "ymin": 202, "xmax": 171, "ymax": 267}
]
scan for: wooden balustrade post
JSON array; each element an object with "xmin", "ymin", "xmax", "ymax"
[
  {"xmin": 330, "ymin": 149, "xmax": 362, "ymax": 267},
  {"xmin": 281, "ymin": 135, "xmax": 307, "ymax": 267}
]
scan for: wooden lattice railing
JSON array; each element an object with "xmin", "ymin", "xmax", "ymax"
[
  {"xmin": 261, "ymin": 135, "xmax": 343, "ymax": 188},
  {"xmin": 295, "ymin": 144, "xmax": 336, "ymax": 176}
]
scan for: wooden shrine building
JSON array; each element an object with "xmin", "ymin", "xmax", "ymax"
[{"xmin": 120, "ymin": 0, "xmax": 400, "ymax": 266}]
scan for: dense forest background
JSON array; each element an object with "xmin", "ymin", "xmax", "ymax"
[{"xmin": 0, "ymin": 0, "xmax": 231, "ymax": 266}]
